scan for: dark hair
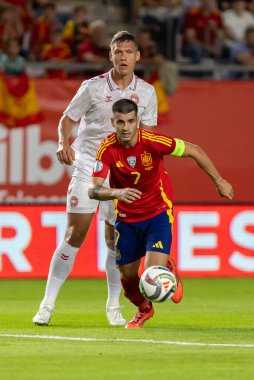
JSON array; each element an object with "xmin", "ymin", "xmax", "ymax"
[
  {"xmin": 73, "ymin": 5, "xmax": 87, "ymax": 14},
  {"xmin": 4, "ymin": 37, "xmax": 21, "ymax": 52},
  {"xmin": 110, "ymin": 31, "xmax": 138, "ymax": 48},
  {"xmin": 42, "ymin": 2, "xmax": 55, "ymax": 11},
  {"xmin": 112, "ymin": 99, "xmax": 138, "ymax": 115},
  {"xmin": 246, "ymin": 26, "xmax": 254, "ymax": 35}
]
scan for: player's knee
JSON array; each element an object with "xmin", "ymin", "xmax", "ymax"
[
  {"xmin": 119, "ymin": 266, "xmax": 137, "ymax": 280},
  {"xmin": 65, "ymin": 226, "xmax": 86, "ymax": 247}
]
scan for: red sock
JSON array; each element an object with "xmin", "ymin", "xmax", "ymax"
[{"xmin": 121, "ymin": 276, "xmax": 152, "ymax": 312}]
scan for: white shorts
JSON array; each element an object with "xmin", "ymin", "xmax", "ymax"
[{"xmin": 66, "ymin": 176, "xmax": 116, "ymax": 226}]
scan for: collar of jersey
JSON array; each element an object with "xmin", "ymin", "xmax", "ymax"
[{"xmin": 107, "ymin": 69, "xmax": 137, "ymax": 92}]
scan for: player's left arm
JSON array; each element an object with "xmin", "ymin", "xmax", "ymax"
[{"xmin": 181, "ymin": 141, "xmax": 234, "ymax": 200}]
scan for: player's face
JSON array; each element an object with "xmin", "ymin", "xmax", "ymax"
[
  {"xmin": 112, "ymin": 111, "xmax": 140, "ymax": 147},
  {"xmin": 109, "ymin": 40, "xmax": 140, "ymax": 77}
]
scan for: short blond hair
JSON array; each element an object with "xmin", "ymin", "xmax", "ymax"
[{"xmin": 110, "ymin": 31, "xmax": 138, "ymax": 48}]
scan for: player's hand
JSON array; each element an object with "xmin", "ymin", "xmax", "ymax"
[
  {"xmin": 215, "ymin": 177, "xmax": 234, "ymax": 200},
  {"xmin": 56, "ymin": 143, "xmax": 75, "ymax": 165},
  {"xmin": 115, "ymin": 188, "xmax": 142, "ymax": 203}
]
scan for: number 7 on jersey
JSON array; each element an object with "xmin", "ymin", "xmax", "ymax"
[{"xmin": 131, "ymin": 171, "xmax": 141, "ymax": 184}]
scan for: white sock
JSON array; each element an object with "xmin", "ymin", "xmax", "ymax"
[
  {"xmin": 105, "ymin": 248, "xmax": 122, "ymax": 308},
  {"xmin": 40, "ymin": 240, "xmax": 79, "ymax": 309}
]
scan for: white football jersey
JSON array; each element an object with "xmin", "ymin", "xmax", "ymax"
[
  {"xmin": 63, "ymin": 69, "xmax": 157, "ymax": 180},
  {"xmin": 223, "ymin": 10, "xmax": 254, "ymax": 43}
]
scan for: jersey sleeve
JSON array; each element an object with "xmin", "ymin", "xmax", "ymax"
[
  {"xmin": 154, "ymin": 135, "xmax": 185, "ymax": 157},
  {"xmin": 143, "ymin": 130, "xmax": 185, "ymax": 156},
  {"xmin": 170, "ymin": 138, "xmax": 185, "ymax": 157},
  {"xmin": 63, "ymin": 80, "xmax": 92, "ymax": 122},
  {"xmin": 92, "ymin": 142, "xmax": 110, "ymax": 179},
  {"xmin": 140, "ymin": 86, "xmax": 158, "ymax": 127}
]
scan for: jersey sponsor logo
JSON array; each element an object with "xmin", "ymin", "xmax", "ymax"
[
  {"xmin": 94, "ymin": 160, "xmax": 103, "ymax": 172},
  {"xmin": 70, "ymin": 196, "xmax": 78, "ymax": 207},
  {"xmin": 118, "ymin": 213, "xmax": 126, "ymax": 217},
  {"xmin": 127, "ymin": 156, "xmax": 136, "ymax": 168},
  {"xmin": 105, "ymin": 96, "xmax": 113, "ymax": 102},
  {"xmin": 152, "ymin": 241, "xmax": 164, "ymax": 249},
  {"xmin": 141, "ymin": 152, "xmax": 152, "ymax": 166},
  {"xmin": 129, "ymin": 94, "xmax": 139, "ymax": 104}
]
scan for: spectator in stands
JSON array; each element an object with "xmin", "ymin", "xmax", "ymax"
[
  {"xmin": 2, "ymin": 1, "xmax": 34, "ymax": 35},
  {"xmin": 41, "ymin": 27, "xmax": 72, "ymax": 62},
  {"xmin": 182, "ymin": 0, "xmax": 201, "ymax": 8},
  {"xmin": 0, "ymin": 4, "xmax": 24, "ymax": 53},
  {"xmin": 30, "ymin": 2, "xmax": 62, "ymax": 60},
  {"xmin": 222, "ymin": 0, "xmax": 254, "ymax": 50},
  {"xmin": 41, "ymin": 28, "xmax": 72, "ymax": 78},
  {"xmin": 77, "ymin": 20, "xmax": 109, "ymax": 64},
  {"xmin": 10, "ymin": 1, "xmax": 35, "ymax": 58},
  {"xmin": 0, "ymin": 37, "xmax": 26, "ymax": 75},
  {"xmin": 137, "ymin": 26, "xmax": 178, "ymax": 95},
  {"xmin": 138, "ymin": 0, "xmax": 184, "ymax": 60},
  {"xmin": 181, "ymin": 0, "xmax": 225, "ymax": 64},
  {"xmin": 247, "ymin": 0, "xmax": 254, "ymax": 16},
  {"xmin": 231, "ymin": 25, "xmax": 254, "ymax": 67},
  {"xmin": 63, "ymin": 5, "xmax": 90, "ymax": 56},
  {"xmin": 32, "ymin": 0, "xmax": 53, "ymax": 17},
  {"xmin": 217, "ymin": 0, "xmax": 232, "ymax": 11}
]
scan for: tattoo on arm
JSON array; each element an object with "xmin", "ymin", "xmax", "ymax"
[{"xmin": 92, "ymin": 185, "xmax": 102, "ymax": 200}]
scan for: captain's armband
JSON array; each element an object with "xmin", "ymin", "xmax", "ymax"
[
  {"xmin": 92, "ymin": 185, "xmax": 103, "ymax": 200},
  {"xmin": 171, "ymin": 138, "xmax": 185, "ymax": 157}
]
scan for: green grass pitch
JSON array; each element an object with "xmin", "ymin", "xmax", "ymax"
[{"xmin": 0, "ymin": 278, "xmax": 254, "ymax": 380}]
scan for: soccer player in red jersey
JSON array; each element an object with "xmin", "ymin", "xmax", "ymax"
[{"xmin": 89, "ymin": 99, "xmax": 233, "ymax": 328}]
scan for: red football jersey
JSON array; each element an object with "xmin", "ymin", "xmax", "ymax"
[
  {"xmin": 184, "ymin": 8, "xmax": 223, "ymax": 45},
  {"xmin": 93, "ymin": 129, "xmax": 179, "ymax": 222}
]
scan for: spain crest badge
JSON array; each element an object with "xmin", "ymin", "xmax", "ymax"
[{"xmin": 141, "ymin": 152, "xmax": 152, "ymax": 167}]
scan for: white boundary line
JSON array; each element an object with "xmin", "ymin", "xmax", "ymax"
[{"xmin": 0, "ymin": 334, "xmax": 253, "ymax": 348}]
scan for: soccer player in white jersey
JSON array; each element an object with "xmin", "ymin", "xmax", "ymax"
[{"xmin": 33, "ymin": 31, "xmax": 158, "ymax": 326}]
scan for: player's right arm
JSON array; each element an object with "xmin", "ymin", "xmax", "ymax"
[
  {"xmin": 88, "ymin": 177, "xmax": 142, "ymax": 203},
  {"xmin": 56, "ymin": 114, "xmax": 77, "ymax": 165},
  {"xmin": 57, "ymin": 80, "xmax": 92, "ymax": 165}
]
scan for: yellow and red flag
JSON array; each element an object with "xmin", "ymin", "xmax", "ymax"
[
  {"xmin": 147, "ymin": 72, "xmax": 170, "ymax": 114},
  {"xmin": 0, "ymin": 73, "xmax": 43, "ymax": 128}
]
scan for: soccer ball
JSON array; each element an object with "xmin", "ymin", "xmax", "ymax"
[{"xmin": 139, "ymin": 266, "xmax": 177, "ymax": 303}]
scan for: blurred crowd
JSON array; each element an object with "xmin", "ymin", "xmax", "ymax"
[
  {"xmin": 137, "ymin": 0, "xmax": 254, "ymax": 72},
  {"xmin": 0, "ymin": 1, "xmax": 109, "ymax": 77},
  {"xmin": 0, "ymin": 0, "xmax": 253, "ymax": 79}
]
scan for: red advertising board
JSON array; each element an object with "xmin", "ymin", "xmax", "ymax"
[
  {"xmin": 0, "ymin": 204, "xmax": 253, "ymax": 278},
  {"xmin": 1, "ymin": 79, "xmax": 253, "ymax": 204}
]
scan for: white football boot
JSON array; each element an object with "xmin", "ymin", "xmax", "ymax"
[
  {"xmin": 33, "ymin": 305, "xmax": 53, "ymax": 326},
  {"xmin": 106, "ymin": 306, "xmax": 126, "ymax": 326}
]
